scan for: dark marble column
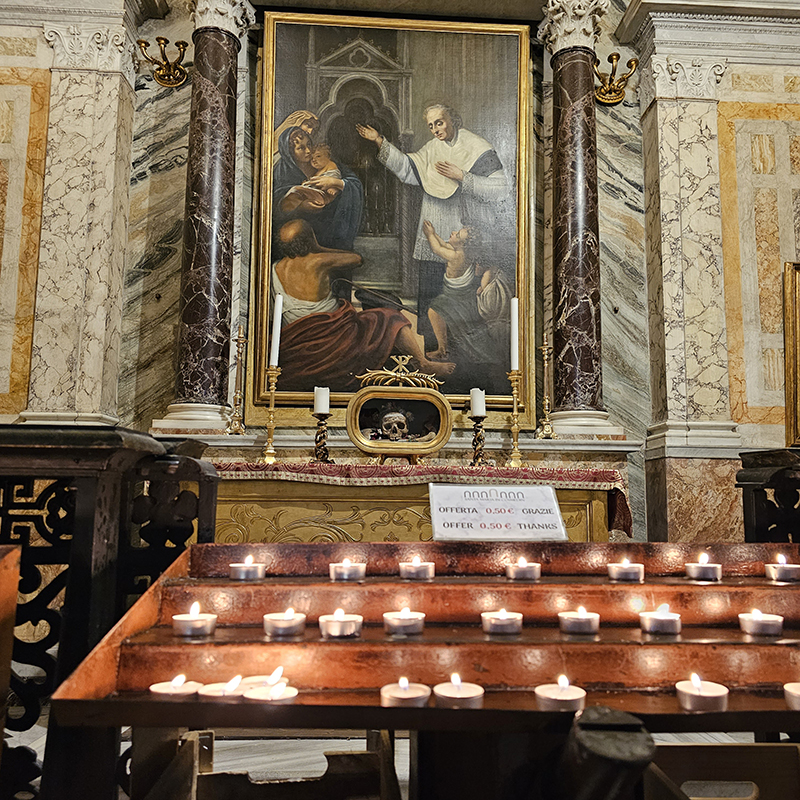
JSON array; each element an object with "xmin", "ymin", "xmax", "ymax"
[
  {"xmin": 174, "ymin": 27, "xmax": 240, "ymax": 406},
  {"xmin": 551, "ymin": 47, "xmax": 604, "ymax": 413}
]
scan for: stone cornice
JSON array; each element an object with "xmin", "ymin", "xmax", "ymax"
[{"xmin": 538, "ymin": 0, "xmax": 610, "ymax": 55}]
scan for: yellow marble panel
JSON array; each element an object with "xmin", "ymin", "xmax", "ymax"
[
  {"xmin": 750, "ymin": 133, "xmax": 775, "ymax": 174},
  {"xmin": 732, "ymin": 73, "xmax": 773, "ymax": 93},
  {"xmin": 791, "ymin": 136, "xmax": 800, "ymax": 174},
  {"xmin": 754, "ymin": 187, "xmax": 781, "ymax": 334},
  {"xmin": 785, "ymin": 76, "xmax": 800, "ymax": 94},
  {"xmin": 0, "ymin": 38, "xmax": 36, "ymax": 58}
]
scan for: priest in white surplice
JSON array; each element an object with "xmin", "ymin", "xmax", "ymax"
[{"xmin": 357, "ymin": 104, "xmax": 509, "ymax": 352}]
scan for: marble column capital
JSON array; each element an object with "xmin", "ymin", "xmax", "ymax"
[
  {"xmin": 44, "ymin": 23, "xmax": 137, "ymax": 87},
  {"xmin": 639, "ymin": 54, "xmax": 726, "ymax": 112},
  {"xmin": 188, "ymin": 0, "xmax": 256, "ymax": 41},
  {"xmin": 538, "ymin": 0, "xmax": 610, "ymax": 56}
]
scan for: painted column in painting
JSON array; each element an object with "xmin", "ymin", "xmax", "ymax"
[
  {"xmin": 152, "ymin": 0, "xmax": 254, "ymax": 432},
  {"xmin": 539, "ymin": 0, "xmax": 622, "ymax": 436}
]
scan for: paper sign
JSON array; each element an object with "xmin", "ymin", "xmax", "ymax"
[{"xmin": 429, "ymin": 483, "xmax": 568, "ymax": 542}]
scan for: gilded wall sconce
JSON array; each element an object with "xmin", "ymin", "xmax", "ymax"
[
  {"xmin": 594, "ymin": 53, "xmax": 639, "ymax": 106},
  {"xmin": 137, "ymin": 37, "xmax": 189, "ymax": 88}
]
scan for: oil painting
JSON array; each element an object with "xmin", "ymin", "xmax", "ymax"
[{"xmin": 253, "ymin": 13, "xmax": 530, "ymax": 414}]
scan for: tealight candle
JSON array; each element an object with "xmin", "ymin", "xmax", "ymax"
[
  {"xmin": 241, "ymin": 666, "xmax": 286, "ymax": 690},
  {"xmin": 685, "ymin": 552, "xmax": 722, "ymax": 582},
  {"xmin": 481, "ymin": 608, "xmax": 523, "ymax": 635},
  {"xmin": 244, "ymin": 682, "xmax": 298, "ymax": 704},
  {"xmin": 198, "ymin": 675, "xmax": 246, "ymax": 698},
  {"xmin": 766, "ymin": 554, "xmax": 800, "ymax": 582},
  {"xmin": 229, "ymin": 554, "xmax": 266, "ymax": 581},
  {"xmin": 783, "ymin": 682, "xmax": 800, "ymax": 710},
  {"xmin": 319, "ymin": 607, "xmax": 363, "ymax": 638},
  {"xmin": 399, "ymin": 555, "xmax": 435, "ymax": 580},
  {"xmin": 172, "ymin": 601, "xmax": 217, "ymax": 637},
  {"xmin": 149, "ymin": 674, "xmax": 204, "ymax": 696},
  {"xmin": 640, "ymin": 604, "xmax": 682, "ymax": 635},
  {"xmin": 433, "ymin": 673, "xmax": 484, "ymax": 709},
  {"xmin": 607, "ymin": 557, "xmax": 644, "ymax": 582},
  {"xmin": 676, "ymin": 673, "xmax": 728, "ymax": 712},
  {"xmin": 383, "ymin": 607, "xmax": 425, "ymax": 636},
  {"xmin": 381, "ymin": 676, "xmax": 432, "ymax": 708},
  {"xmin": 506, "ymin": 556, "xmax": 541, "ymax": 581},
  {"xmin": 739, "ymin": 608, "xmax": 783, "ymax": 636},
  {"xmin": 263, "ymin": 608, "xmax": 306, "ymax": 637},
  {"xmin": 558, "ymin": 606, "xmax": 600, "ymax": 635},
  {"xmin": 329, "ymin": 557, "xmax": 366, "ymax": 582},
  {"xmin": 535, "ymin": 675, "xmax": 586, "ymax": 712}
]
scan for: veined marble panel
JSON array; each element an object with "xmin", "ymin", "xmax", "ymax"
[
  {"xmin": 0, "ymin": 68, "xmax": 49, "ymax": 415},
  {"xmin": 0, "ymin": 25, "xmax": 53, "ymax": 70}
]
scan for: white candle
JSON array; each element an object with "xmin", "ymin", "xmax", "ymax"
[
  {"xmin": 263, "ymin": 608, "xmax": 306, "ymax": 637},
  {"xmin": 535, "ymin": 675, "xmax": 586, "ymax": 712},
  {"xmin": 244, "ymin": 682, "xmax": 298, "ymax": 704},
  {"xmin": 383, "ymin": 607, "xmax": 426, "ymax": 636},
  {"xmin": 676, "ymin": 673, "xmax": 728, "ymax": 712},
  {"xmin": 640, "ymin": 604, "xmax": 682, "ymax": 635},
  {"xmin": 766, "ymin": 554, "xmax": 800, "ymax": 582},
  {"xmin": 319, "ymin": 608, "xmax": 363, "ymax": 639},
  {"xmin": 399, "ymin": 555, "xmax": 435, "ymax": 580},
  {"xmin": 313, "ymin": 386, "xmax": 330, "ymax": 415},
  {"xmin": 506, "ymin": 556, "xmax": 541, "ymax": 581},
  {"xmin": 469, "ymin": 388, "xmax": 486, "ymax": 417},
  {"xmin": 784, "ymin": 682, "xmax": 800, "ymax": 710},
  {"xmin": 149, "ymin": 673, "xmax": 204, "ymax": 696},
  {"xmin": 229, "ymin": 554, "xmax": 266, "ymax": 581},
  {"xmin": 739, "ymin": 608, "xmax": 783, "ymax": 636},
  {"xmin": 381, "ymin": 676, "xmax": 432, "ymax": 708},
  {"xmin": 241, "ymin": 666, "xmax": 286, "ymax": 690},
  {"xmin": 269, "ymin": 293, "xmax": 283, "ymax": 366},
  {"xmin": 433, "ymin": 673, "xmax": 484, "ymax": 709},
  {"xmin": 481, "ymin": 608, "xmax": 523, "ymax": 635},
  {"xmin": 329, "ymin": 557, "xmax": 366, "ymax": 582},
  {"xmin": 607, "ymin": 557, "xmax": 644, "ymax": 582},
  {"xmin": 510, "ymin": 297, "xmax": 519, "ymax": 370},
  {"xmin": 172, "ymin": 601, "xmax": 217, "ymax": 637},
  {"xmin": 558, "ymin": 606, "xmax": 600, "ymax": 635},
  {"xmin": 198, "ymin": 675, "xmax": 246, "ymax": 698},
  {"xmin": 685, "ymin": 552, "xmax": 722, "ymax": 582}
]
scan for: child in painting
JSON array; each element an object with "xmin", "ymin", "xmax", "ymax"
[{"xmin": 281, "ymin": 143, "xmax": 343, "ymax": 213}]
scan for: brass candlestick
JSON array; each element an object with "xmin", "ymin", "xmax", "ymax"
[
  {"xmin": 227, "ymin": 325, "xmax": 247, "ymax": 435},
  {"xmin": 535, "ymin": 334, "xmax": 557, "ymax": 440},
  {"xmin": 469, "ymin": 415, "xmax": 488, "ymax": 467},
  {"xmin": 507, "ymin": 369, "xmax": 523, "ymax": 467},
  {"xmin": 260, "ymin": 365, "xmax": 282, "ymax": 463},
  {"xmin": 312, "ymin": 413, "xmax": 334, "ymax": 464}
]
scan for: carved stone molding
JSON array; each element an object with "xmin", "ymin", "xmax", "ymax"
[
  {"xmin": 538, "ymin": 0, "xmax": 611, "ymax": 55},
  {"xmin": 640, "ymin": 54, "xmax": 726, "ymax": 111},
  {"xmin": 44, "ymin": 23, "xmax": 136, "ymax": 86},
  {"xmin": 190, "ymin": 0, "xmax": 255, "ymax": 40}
]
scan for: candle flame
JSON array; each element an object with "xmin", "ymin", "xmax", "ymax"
[
  {"xmin": 699, "ymin": 553, "xmax": 709, "ymax": 565},
  {"xmin": 171, "ymin": 674, "xmax": 187, "ymax": 690},
  {"xmin": 223, "ymin": 675, "xmax": 242, "ymax": 695},
  {"xmin": 518, "ymin": 556, "xmax": 528, "ymax": 567},
  {"xmin": 400, "ymin": 607, "xmax": 411, "ymax": 618},
  {"xmin": 778, "ymin": 554, "xmax": 787, "ymax": 565},
  {"xmin": 657, "ymin": 604, "xmax": 671, "ymax": 615},
  {"xmin": 557, "ymin": 674, "xmax": 570, "ymax": 690},
  {"xmin": 752, "ymin": 608, "xmax": 763, "ymax": 620},
  {"xmin": 267, "ymin": 666, "xmax": 284, "ymax": 686},
  {"xmin": 499, "ymin": 608, "xmax": 508, "ymax": 619},
  {"xmin": 268, "ymin": 683, "xmax": 286, "ymax": 701},
  {"xmin": 189, "ymin": 602, "xmax": 200, "ymax": 618},
  {"xmin": 578, "ymin": 606, "xmax": 587, "ymax": 617},
  {"xmin": 399, "ymin": 677, "xmax": 409, "ymax": 691},
  {"xmin": 334, "ymin": 608, "xmax": 345, "ymax": 620},
  {"xmin": 691, "ymin": 673, "xmax": 703, "ymax": 691},
  {"xmin": 451, "ymin": 673, "xmax": 462, "ymax": 688},
  {"xmin": 342, "ymin": 558, "xmax": 352, "ymax": 567},
  {"xmin": 412, "ymin": 555, "xmax": 421, "ymax": 567},
  {"xmin": 284, "ymin": 608, "xmax": 295, "ymax": 619},
  {"xmin": 245, "ymin": 555, "xmax": 254, "ymax": 566},
  {"xmin": 621, "ymin": 558, "xmax": 630, "ymax": 568}
]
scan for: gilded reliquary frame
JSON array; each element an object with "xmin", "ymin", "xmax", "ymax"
[
  {"xmin": 784, "ymin": 262, "xmax": 800, "ymax": 446},
  {"xmin": 246, "ymin": 11, "xmax": 533, "ymax": 430}
]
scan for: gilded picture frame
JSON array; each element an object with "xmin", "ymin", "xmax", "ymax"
[
  {"xmin": 247, "ymin": 12, "xmax": 532, "ymax": 429},
  {"xmin": 784, "ymin": 262, "xmax": 800, "ymax": 447}
]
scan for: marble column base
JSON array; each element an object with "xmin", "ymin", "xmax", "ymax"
[
  {"xmin": 150, "ymin": 402, "xmax": 230, "ymax": 433},
  {"xmin": 645, "ymin": 421, "xmax": 742, "ymax": 460},
  {"xmin": 17, "ymin": 410, "xmax": 119, "ymax": 426},
  {"xmin": 549, "ymin": 410, "xmax": 625, "ymax": 438},
  {"xmin": 645, "ymin": 456, "xmax": 744, "ymax": 543}
]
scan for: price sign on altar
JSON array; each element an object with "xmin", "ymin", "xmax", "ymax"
[{"xmin": 429, "ymin": 484, "xmax": 568, "ymax": 542}]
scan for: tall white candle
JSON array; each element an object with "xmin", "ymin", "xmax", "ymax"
[
  {"xmin": 314, "ymin": 386, "xmax": 330, "ymax": 415},
  {"xmin": 469, "ymin": 388, "xmax": 486, "ymax": 417},
  {"xmin": 269, "ymin": 294, "xmax": 283, "ymax": 367},
  {"xmin": 510, "ymin": 297, "xmax": 519, "ymax": 370}
]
